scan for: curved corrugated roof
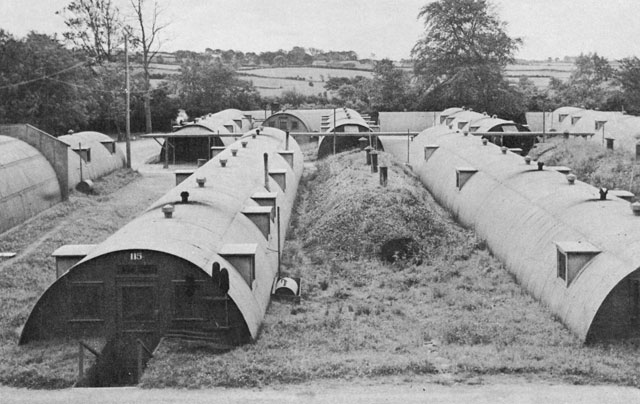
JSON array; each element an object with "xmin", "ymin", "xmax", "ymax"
[
  {"xmin": 549, "ymin": 107, "xmax": 640, "ymax": 154},
  {"xmin": 58, "ymin": 131, "xmax": 125, "ymax": 187},
  {"xmin": 380, "ymin": 120, "xmax": 640, "ymax": 342},
  {"xmin": 0, "ymin": 135, "xmax": 61, "ymax": 233},
  {"xmin": 22, "ymin": 127, "xmax": 303, "ymax": 341},
  {"xmin": 263, "ymin": 112, "xmax": 313, "ymax": 132}
]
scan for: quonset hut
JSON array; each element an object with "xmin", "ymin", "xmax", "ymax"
[
  {"xmin": 0, "ymin": 135, "xmax": 62, "ymax": 233},
  {"xmin": 381, "ymin": 112, "xmax": 640, "ymax": 343},
  {"xmin": 20, "ymin": 127, "xmax": 303, "ymax": 382},
  {"xmin": 438, "ymin": 108, "xmax": 533, "ymax": 152},
  {"xmin": 162, "ymin": 109, "xmax": 252, "ymax": 163},
  {"xmin": 317, "ymin": 107, "xmax": 373, "ymax": 158},
  {"xmin": 549, "ymin": 106, "xmax": 640, "ymax": 154},
  {"xmin": 58, "ymin": 131, "xmax": 126, "ymax": 189}
]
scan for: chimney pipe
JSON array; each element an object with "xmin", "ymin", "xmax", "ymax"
[
  {"xmin": 264, "ymin": 153, "xmax": 270, "ymax": 191},
  {"xmin": 180, "ymin": 191, "xmax": 189, "ymax": 203}
]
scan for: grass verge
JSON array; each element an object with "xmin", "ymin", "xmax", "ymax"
[{"xmin": 143, "ymin": 150, "xmax": 640, "ymax": 389}]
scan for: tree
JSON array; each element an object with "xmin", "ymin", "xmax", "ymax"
[
  {"xmin": 617, "ymin": 57, "xmax": 640, "ymax": 114},
  {"xmin": 175, "ymin": 58, "xmax": 261, "ymax": 116},
  {"xmin": 129, "ymin": 0, "xmax": 169, "ymax": 133},
  {"xmin": 0, "ymin": 31, "xmax": 94, "ymax": 134},
  {"xmin": 412, "ymin": 0, "xmax": 521, "ymax": 114},
  {"xmin": 547, "ymin": 53, "xmax": 617, "ymax": 110},
  {"xmin": 58, "ymin": 0, "xmax": 123, "ymax": 63},
  {"xmin": 371, "ymin": 59, "xmax": 410, "ymax": 111}
]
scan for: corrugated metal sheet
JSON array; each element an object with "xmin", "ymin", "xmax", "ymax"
[
  {"xmin": 22, "ymin": 127, "xmax": 303, "ymax": 342},
  {"xmin": 0, "ymin": 135, "xmax": 61, "ymax": 233},
  {"xmin": 58, "ymin": 131, "xmax": 126, "ymax": 187},
  {"xmin": 381, "ymin": 118, "xmax": 640, "ymax": 342},
  {"xmin": 549, "ymin": 107, "xmax": 640, "ymax": 154}
]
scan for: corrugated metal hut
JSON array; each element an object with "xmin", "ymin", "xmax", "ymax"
[
  {"xmin": 20, "ymin": 127, "xmax": 303, "ymax": 380},
  {"xmin": 317, "ymin": 107, "xmax": 372, "ymax": 158},
  {"xmin": 381, "ymin": 117, "xmax": 640, "ymax": 343},
  {"xmin": 0, "ymin": 135, "xmax": 62, "ymax": 234},
  {"xmin": 549, "ymin": 107, "xmax": 640, "ymax": 153},
  {"xmin": 58, "ymin": 131, "xmax": 126, "ymax": 188},
  {"xmin": 164, "ymin": 109, "xmax": 251, "ymax": 163}
]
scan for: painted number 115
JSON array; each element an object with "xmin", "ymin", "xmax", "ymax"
[{"xmin": 130, "ymin": 252, "xmax": 144, "ymax": 261}]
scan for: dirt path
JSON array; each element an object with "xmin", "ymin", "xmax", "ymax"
[{"xmin": 2, "ymin": 378, "xmax": 640, "ymax": 404}]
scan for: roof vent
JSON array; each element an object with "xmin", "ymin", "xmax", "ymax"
[
  {"xmin": 162, "ymin": 204, "xmax": 174, "ymax": 218},
  {"xmin": 241, "ymin": 140, "xmax": 248, "ymax": 148},
  {"xmin": 599, "ymin": 188, "xmax": 608, "ymax": 200},
  {"xmin": 231, "ymin": 148, "xmax": 238, "ymax": 157},
  {"xmin": 456, "ymin": 167, "xmax": 478, "ymax": 190},
  {"xmin": 632, "ymin": 201, "xmax": 640, "ymax": 216},
  {"xmin": 524, "ymin": 155, "xmax": 531, "ymax": 165},
  {"xmin": 180, "ymin": 191, "xmax": 189, "ymax": 203},
  {"xmin": 537, "ymin": 161, "xmax": 544, "ymax": 171},
  {"xmin": 567, "ymin": 174, "xmax": 576, "ymax": 184},
  {"xmin": 196, "ymin": 177, "xmax": 206, "ymax": 187},
  {"xmin": 220, "ymin": 158, "xmax": 228, "ymax": 167},
  {"xmin": 555, "ymin": 241, "xmax": 600, "ymax": 286}
]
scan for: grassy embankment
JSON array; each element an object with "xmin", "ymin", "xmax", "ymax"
[
  {"xmin": 530, "ymin": 137, "xmax": 640, "ymax": 197},
  {"xmin": 142, "ymin": 149, "xmax": 640, "ymax": 389},
  {"xmin": 0, "ymin": 169, "xmax": 151, "ymax": 388}
]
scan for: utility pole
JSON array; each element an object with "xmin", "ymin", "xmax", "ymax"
[{"xmin": 124, "ymin": 32, "xmax": 132, "ymax": 169}]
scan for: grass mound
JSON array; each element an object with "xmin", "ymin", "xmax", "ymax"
[
  {"xmin": 530, "ymin": 138, "xmax": 640, "ymax": 196},
  {"xmin": 147, "ymin": 150, "xmax": 631, "ymax": 389},
  {"xmin": 298, "ymin": 150, "xmax": 474, "ymax": 262}
]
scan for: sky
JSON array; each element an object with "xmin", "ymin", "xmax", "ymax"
[{"xmin": 0, "ymin": 0, "xmax": 639, "ymax": 61}]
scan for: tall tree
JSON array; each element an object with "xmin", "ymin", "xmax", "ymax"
[
  {"xmin": 0, "ymin": 31, "xmax": 93, "ymax": 134},
  {"xmin": 129, "ymin": 0, "xmax": 169, "ymax": 133},
  {"xmin": 412, "ymin": 0, "xmax": 521, "ymax": 114},
  {"xmin": 371, "ymin": 59, "xmax": 410, "ymax": 111},
  {"xmin": 548, "ymin": 53, "xmax": 616, "ymax": 110},
  {"xmin": 617, "ymin": 56, "xmax": 640, "ymax": 114},
  {"xmin": 58, "ymin": 0, "xmax": 123, "ymax": 63},
  {"xmin": 176, "ymin": 58, "xmax": 261, "ymax": 116}
]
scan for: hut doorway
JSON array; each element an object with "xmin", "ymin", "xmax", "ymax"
[{"xmin": 113, "ymin": 277, "xmax": 161, "ymax": 383}]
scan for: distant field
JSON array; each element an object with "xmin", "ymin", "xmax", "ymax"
[
  {"xmin": 238, "ymin": 67, "xmax": 374, "ymax": 97},
  {"xmin": 146, "ymin": 60, "xmax": 583, "ymax": 96}
]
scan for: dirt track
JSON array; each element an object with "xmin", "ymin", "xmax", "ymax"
[{"xmin": 2, "ymin": 378, "xmax": 640, "ymax": 404}]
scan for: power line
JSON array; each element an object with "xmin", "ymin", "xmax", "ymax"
[{"xmin": 0, "ymin": 59, "xmax": 92, "ymax": 90}]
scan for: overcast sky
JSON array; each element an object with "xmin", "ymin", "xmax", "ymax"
[{"xmin": 0, "ymin": 0, "xmax": 638, "ymax": 61}]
